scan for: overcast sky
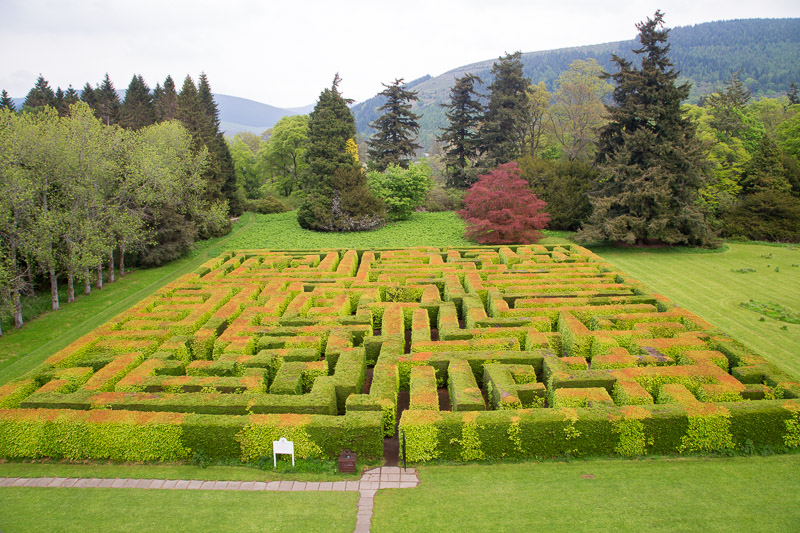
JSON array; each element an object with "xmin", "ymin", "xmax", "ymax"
[{"xmin": 3, "ymin": 0, "xmax": 799, "ymax": 108}]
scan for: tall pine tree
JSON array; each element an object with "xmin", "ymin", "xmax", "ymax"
[
  {"xmin": 94, "ymin": 74, "xmax": 121, "ymax": 126},
  {"xmin": 479, "ymin": 52, "xmax": 531, "ymax": 167},
  {"xmin": 437, "ymin": 73, "xmax": 484, "ymax": 188},
  {"xmin": 366, "ymin": 79, "xmax": 422, "ymax": 171},
  {"xmin": 0, "ymin": 90, "xmax": 15, "ymax": 112},
  {"xmin": 120, "ymin": 74, "xmax": 155, "ymax": 130},
  {"xmin": 154, "ymin": 75, "xmax": 179, "ymax": 121},
  {"xmin": 23, "ymin": 75, "xmax": 56, "ymax": 109},
  {"xmin": 580, "ymin": 11, "xmax": 712, "ymax": 246}
]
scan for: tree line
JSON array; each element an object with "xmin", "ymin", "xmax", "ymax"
[{"xmin": 0, "ymin": 72, "xmax": 237, "ymax": 333}]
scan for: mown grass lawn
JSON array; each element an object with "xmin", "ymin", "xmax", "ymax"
[
  {"xmin": 592, "ymin": 242, "xmax": 800, "ymax": 377},
  {"xmin": 373, "ymin": 454, "xmax": 800, "ymax": 532},
  {"xmin": 0, "ymin": 487, "xmax": 357, "ymax": 533}
]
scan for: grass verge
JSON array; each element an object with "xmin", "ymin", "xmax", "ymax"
[
  {"xmin": 372, "ymin": 454, "xmax": 800, "ymax": 532},
  {"xmin": 0, "ymin": 488, "xmax": 357, "ymax": 533}
]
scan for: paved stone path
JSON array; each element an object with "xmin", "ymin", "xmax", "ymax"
[{"xmin": 0, "ymin": 466, "xmax": 419, "ymax": 532}]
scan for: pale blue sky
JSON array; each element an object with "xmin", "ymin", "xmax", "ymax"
[{"xmin": 3, "ymin": 0, "xmax": 799, "ymax": 107}]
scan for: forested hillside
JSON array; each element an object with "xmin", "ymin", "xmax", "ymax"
[{"xmin": 352, "ymin": 18, "xmax": 800, "ymax": 149}]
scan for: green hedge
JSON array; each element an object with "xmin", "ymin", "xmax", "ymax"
[{"xmin": 399, "ymin": 399, "xmax": 800, "ymax": 462}]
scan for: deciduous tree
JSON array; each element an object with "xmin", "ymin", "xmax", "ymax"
[{"xmin": 458, "ymin": 162, "xmax": 549, "ymax": 244}]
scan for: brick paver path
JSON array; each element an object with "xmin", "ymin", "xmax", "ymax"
[{"xmin": 0, "ymin": 466, "xmax": 419, "ymax": 532}]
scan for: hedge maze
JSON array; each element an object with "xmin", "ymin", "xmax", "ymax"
[{"xmin": 1, "ymin": 245, "xmax": 799, "ymax": 463}]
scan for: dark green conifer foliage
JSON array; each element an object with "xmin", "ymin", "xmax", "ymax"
[
  {"xmin": 0, "ymin": 90, "xmax": 16, "ymax": 112},
  {"xmin": 705, "ymin": 70, "xmax": 751, "ymax": 139},
  {"xmin": 366, "ymin": 79, "xmax": 422, "ymax": 171},
  {"xmin": 80, "ymin": 83, "xmax": 96, "ymax": 108},
  {"xmin": 120, "ymin": 74, "xmax": 155, "ymax": 130},
  {"xmin": 154, "ymin": 76, "xmax": 179, "ymax": 121},
  {"xmin": 480, "ymin": 52, "xmax": 531, "ymax": 167},
  {"xmin": 299, "ymin": 74, "xmax": 385, "ymax": 231},
  {"xmin": 581, "ymin": 11, "xmax": 712, "ymax": 246},
  {"xmin": 438, "ymin": 73, "xmax": 484, "ymax": 188},
  {"xmin": 788, "ymin": 82, "xmax": 800, "ymax": 105},
  {"xmin": 23, "ymin": 75, "xmax": 56, "ymax": 109},
  {"xmin": 54, "ymin": 87, "xmax": 67, "ymax": 116},
  {"xmin": 63, "ymin": 86, "xmax": 80, "ymax": 108},
  {"xmin": 94, "ymin": 74, "xmax": 121, "ymax": 125},
  {"xmin": 305, "ymin": 74, "xmax": 359, "ymax": 190},
  {"xmin": 740, "ymin": 135, "xmax": 791, "ymax": 194}
]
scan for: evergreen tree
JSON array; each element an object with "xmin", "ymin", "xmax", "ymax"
[
  {"xmin": 788, "ymin": 82, "xmax": 800, "ymax": 106},
  {"xmin": 298, "ymin": 74, "xmax": 384, "ymax": 231},
  {"xmin": 479, "ymin": 52, "xmax": 531, "ymax": 167},
  {"xmin": 23, "ymin": 75, "xmax": 56, "ymax": 109},
  {"xmin": 739, "ymin": 135, "xmax": 791, "ymax": 194},
  {"xmin": 94, "ymin": 74, "xmax": 121, "ymax": 126},
  {"xmin": 437, "ymin": 73, "xmax": 484, "ymax": 188},
  {"xmin": 305, "ymin": 74, "xmax": 359, "ymax": 189},
  {"xmin": 366, "ymin": 79, "xmax": 422, "ymax": 171},
  {"xmin": 63, "ymin": 86, "xmax": 80, "ymax": 108},
  {"xmin": 0, "ymin": 90, "xmax": 15, "ymax": 112},
  {"xmin": 154, "ymin": 75, "xmax": 178, "ymax": 122},
  {"xmin": 706, "ymin": 70, "xmax": 751, "ymax": 139},
  {"xmin": 80, "ymin": 83, "xmax": 96, "ymax": 108},
  {"xmin": 580, "ymin": 11, "xmax": 712, "ymax": 246},
  {"xmin": 54, "ymin": 87, "xmax": 67, "ymax": 116},
  {"xmin": 120, "ymin": 74, "xmax": 155, "ymax": 130}
]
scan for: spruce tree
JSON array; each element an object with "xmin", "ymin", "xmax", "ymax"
[
  {"xmin": 479, "ymin": 52, "xmax": 531, "ymax": 167},
  {"xmin": 63, "ymin": 86, "xmax": 80, "ymax": 108},
  {"xmin": 366, "ymin": 79, "xmax": 422, "ymax": 171},
  {"xmin": 437, "ymin": 73, "xmax": 484, "ymax": 188},
  {"xmin": 120, "ymin": 74, "xmax": 155, "ymax": 130},
  {"xmin": 788, "ymin": 82, "xmax": 799, "ymax": 106},
  {"xmin": 154, "ymin": 75, "xmax": 179, "ymax": 121},
  {"xmin": 94, "ymin": 74, "xmax": 121, "ymax": 125},
  {"xmin": 80, "ymin": 83, "xmax": 96, "ymax": 108},
  {"xmin": 580, "ymin": 11, "xmax": 712, "ymax": 246},
  {"xmin": 54, "ymin": 87, "xmax": 67, "ymax": 116},
  {"xmin": 0, "ymin": 90, "xmax": 15, "ymax": 112},
  {"xmin": 23, "ymin": 75, "xmax": 56, "ymax": 109}
]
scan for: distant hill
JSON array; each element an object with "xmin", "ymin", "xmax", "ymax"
[
  {"xmin": 213, "ymin": 94, "xmax": 313, "ymax": 136},
  {"xmin": 351, "ymin": 18, "xmax": 800, "ymax": 150}
]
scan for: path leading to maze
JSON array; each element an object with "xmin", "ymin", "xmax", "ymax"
[{"xmin": 0, "ymin": 466, "xmax": 419, "ymax": 532}]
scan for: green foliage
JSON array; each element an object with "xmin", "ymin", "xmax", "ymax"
[
  {"xmin": 739, "ymin": 299, "xmax": 800, "ymax": 324},
  {"xmin": 678, "ymin": 414, "xmax": 735, "ymax": 453},
  {"xmin": 366, "ymin": 79, "xmax": 422, "ymax": 171},
  {"xmin": 613, "ymin": 417, "xmax": 647, "ymax": 456},
  {"xmin": 721, "ymin": 190, "xmax": 800, "ymax": 242},
  {"xmin": 297, "ymin": 168, "xmax": 386, "ymax": 232},
  {"xmin": 438, "ymin": 73, "xmax": 484, "ymax": 188},
  {"xmin": 368, "ymin": 162, "xmax": 432, "ymax": 221},
  {"xmin": 517, "ymin": 156, "xmax": 597, "ymax": 230},
  {"xmin": 580, "ymin": 11, "xmax": 713, "ymax": 246},
  {"xmin": 244, "ymin": 196, "xmax": 289, "ymax": 215}
]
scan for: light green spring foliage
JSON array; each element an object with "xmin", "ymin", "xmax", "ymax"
[{"xmin": 368, "ymin": 162, "xmax": 432, "ymax": 221}]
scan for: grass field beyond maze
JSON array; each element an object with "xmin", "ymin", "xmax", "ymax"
[{"xmin": 1, "ymin": 244, "xmax": 799, "ymax": 463}]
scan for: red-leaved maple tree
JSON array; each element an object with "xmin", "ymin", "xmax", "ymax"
[{"xmin": 458, "ymin": 162, "xmax": 550, "ymax": 244}]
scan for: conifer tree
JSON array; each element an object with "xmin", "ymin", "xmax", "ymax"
[
  {"xmin": 23, "ymin": 75, "xmax": 56, "ymax": 109},
  {"xmin": 0, "ymin": 90, "xmax": 15, "ymax": 112},
  {"xmin": 94, "ymin": 74, "xmax": 121, "ymax": 126},
  {"xmin": 63, "ymin": 86, "xmax": 80, "ymax": 108},
  {"xmin": 366, "ymin": 79, "xmax": 422, "ymax": 171},
  {"xmin": 479, "ymin": 52, "xmax": 531, "ymax": 167},
  {"xmin": 789, "ymin": 82, "xmax": 800, "ymax": 106},
  {"xmin": 437, "ymin": 73, "xmax": 484, "ymax": 188},
  {"xmin": 305, "ymin": 74, "xmax": 359, "ymax": 189},
  {"xmin": 120, "ymin": 74, "xmax": 155, "ymax": 130},
  {"xmin": 54, "ymin": 87, "xmax": 67, "ymax": 116},
  {"xmin": 580, "ymin": 11, "xmax": 712, "ymax": 246},
  {"xmin": 80, "ymin": 83, "xmax": 96, "ymax": 108},
  {"xmin": 153, "ymin": 76, "xmax": 179, "ymax": 122},
  {"xmin": 298, "ymin": 74, "xmax": 385, "ymax": 231}
]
